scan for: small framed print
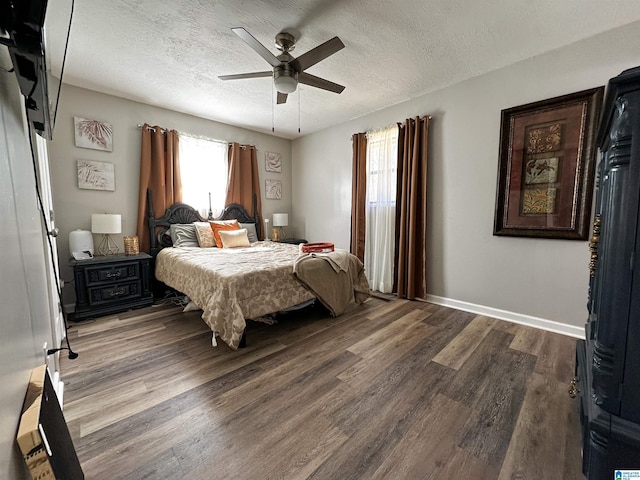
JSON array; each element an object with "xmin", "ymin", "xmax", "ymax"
[
  {"xmin": 77, "ymin": 160, "xmax": 115, "ymax": 191},
  {"xmin": 265, "ymin": 151, "xmax": 282, "ymax": 173},
  {"xmin": 265, "ymin": 180, "xmax": 282, "ymax": 200},
  {"xmin": 74, "ymin": 116, "xmax": 113, "ymax": 151}
]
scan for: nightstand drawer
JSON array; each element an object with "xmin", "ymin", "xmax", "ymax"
[
  {"xmin": 88, "ymin": 281, "xmax": 142, "ymax": 306},
  {"xmin": 85, "ymin": 262, "xmax": 140, "ymax": 286}
]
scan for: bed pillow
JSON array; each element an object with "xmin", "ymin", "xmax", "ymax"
[
  {"xmin": 209, "ymin": 219, "xmax": 240, "ymax": 247},
  {"xmin": 218, "ymin": 228, "xmax": 251, "ymax": 248},
  {"xmin": 240, "ymin": 223, "xmax": 258, "ymax": 243},
  {"xmin": 170, "ymin": 224, "xmax": 199, "ymax": 247},
  {"xmin": 194, "ymin": 222, "xmax": 217, "ymax": 247}
]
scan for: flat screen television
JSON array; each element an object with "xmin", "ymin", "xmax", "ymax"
[{"xmin": 0, "ymin": 0, "xmax": 74, "ymax": 140}]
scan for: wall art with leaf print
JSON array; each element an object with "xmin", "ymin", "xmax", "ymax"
[
  {"xmin": 77, "ymin": 160, "xmax": 115, "ymax": 191},
  {"xmin": 493, "ymin": 87, "xmax": 604, "ymax": 240},
  {"xmin": 74, "ymin": 116, "xmax": 113, "ymax": 151}
]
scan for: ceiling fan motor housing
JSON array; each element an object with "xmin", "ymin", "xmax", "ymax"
[{"xmin": 275, "ymin": 32, "xmax": 296, "ymax": 52}]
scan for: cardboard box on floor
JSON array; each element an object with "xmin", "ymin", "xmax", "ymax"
[{"xmin": 16, "ymin": 364, "xmax": 83, "ymax": 479}]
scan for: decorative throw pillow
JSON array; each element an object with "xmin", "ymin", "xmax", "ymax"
[
  {"xmin": 240, "ymin": 223, "xmax": 259, "ymax": 243},
  {"xmin": 170, "ymin": 224, "xmax": 199, "ymax": 247},
  {"xmin": 194, "ymin": 222, "xmax": 216, "ymax": 247},
  {"xmin": 209, "ymin": 219, "xmax": 240, "ymax": 247},
  {"xmin": 218, "ymin": 228, "xmax": 251, "ymax": 248}
]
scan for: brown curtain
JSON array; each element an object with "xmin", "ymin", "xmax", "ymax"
[
  {"xmin": 395, "ymin": 116, "xmax": 429, "ymax": 299},
  {"xmin": 350, "ymin": 133, "xmax": 367, "ymax": 261},
  {"xmin": 136, "ymin": 124, "xmax": 182, "ymax": 253},
  {"xmin": 225, "ymin": 142, "xmax": 263, "ymax": 238}
]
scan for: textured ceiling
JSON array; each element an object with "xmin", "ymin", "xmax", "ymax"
[{"xmin": 52, "ymin": 0, "xmax": 640, "ymax": 139}]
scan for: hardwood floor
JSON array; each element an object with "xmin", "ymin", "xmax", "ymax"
[{"xmin": 60, "ymin": 297, "xmax": 583, "ymax": 479}]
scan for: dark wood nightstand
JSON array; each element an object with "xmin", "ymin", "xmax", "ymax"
[
  {"xmin": 69, "ymin": 253, "xmax": 153, "ymax": 321},
  {"xmin": 278, "ymin": 238, "xmax": 308, "ymax": 244}
]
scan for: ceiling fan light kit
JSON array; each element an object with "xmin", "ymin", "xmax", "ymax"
[
  {"xmin": 220, "ymin": 27, "xmax": 345, "ymax": 104},
  {"xmin": 274, "ymin": 65, "xmax": 298, "ymax": 94}
]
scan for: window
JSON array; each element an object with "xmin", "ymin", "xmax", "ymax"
[
  {"xmin": 178, "ymin": 134, "xmax": 228, "ymax": 218},
  {"xmin": 364, "ymin": 125, "xmax": 399, "ymax": 293}
]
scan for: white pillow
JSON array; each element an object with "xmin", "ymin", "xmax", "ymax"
[
  {"xmin": 194, "ymin": 222, "xmax": 216, "ymax": 248},
  {"xmin": 218, "ymin": 228, "xmax": 251, "ymax": 248}
]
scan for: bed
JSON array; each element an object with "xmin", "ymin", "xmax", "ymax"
[{"xmin": 147, "ymin": 191, "xmax": 369, "ymax": 349}]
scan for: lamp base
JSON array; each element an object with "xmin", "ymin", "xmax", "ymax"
[
  {"xmin": 272, "ymin": 227, "xmax": 287, "ymax": 242},
  {"xmin": 96, "ymin": 234, "xmax": 119, "ymax": 255}
]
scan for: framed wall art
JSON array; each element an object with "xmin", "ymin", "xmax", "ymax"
[
  {"xmin": 493, "ymin": 87, "xmax": 604, "ymax": 240},
  {"xmin": 265, "ymin": 151, "xmax": 282, "ymax": 173},
  {"xmin": 265, "ymin": 179, "xmax": 282, "ymax": 200},
  {"xmin": 74, "ymin": 116, "xmax": 113, "ymax": 151},
  {"xmin": 77, "ymin": 160, "xmax": 115, "ymax": 191}
]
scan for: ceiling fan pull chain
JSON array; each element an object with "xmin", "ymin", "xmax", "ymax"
[
  {"xmin": 272, "ymin": 81, "xmax": 275, "ymax": 133},
  {"xmin": 298, "ymin": 85, "xmax": 301, "ymax": 134}
]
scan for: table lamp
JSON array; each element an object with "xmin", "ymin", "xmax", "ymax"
[
  {"xmin": 91, "ymin": 213, "xmax": 121, "ymax": 255},
  {"xmin": 272, "ymin": 213, "xmax": 288, "ymax": 242}
]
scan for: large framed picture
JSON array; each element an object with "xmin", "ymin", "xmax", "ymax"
[{"xmin": 493, "ymin": 87, "xmax": 604, "ymax": 240}]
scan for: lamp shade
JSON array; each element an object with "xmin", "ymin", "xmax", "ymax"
[
  {"xmin": 272, "ymin": 213, "xmax": 288, "ymax": 227},
  {"xmin": 91, "ymin": 214, "xmax": 121, "ymax": 234}
]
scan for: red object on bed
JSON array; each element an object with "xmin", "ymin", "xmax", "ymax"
[{"xmin": 301, "ymin": 242, "xmax": 334, "ymax": 253}]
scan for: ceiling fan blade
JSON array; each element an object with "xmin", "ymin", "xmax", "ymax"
[
  {"xmin": 218, "ymin": 71, "xmax": 273, "ymax": 81},
  {"xmin": 299, "ymin": 72, "xmax": 345, "ymax": 94},
  {"xmin": 231, "ymin": 27, "xmax": 281, "ymax": 68},
  {"xmin": 292, "ymin": 37, "xmax": 345, "ymax": 72},
  {"xmin": 277, "ymin": 92, "xmax": 288, "ymax": 104}
]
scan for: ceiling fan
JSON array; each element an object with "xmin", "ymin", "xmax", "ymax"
[{"xmin": 219, "ymin": 27, "xmax": 345, "ymax": 104}]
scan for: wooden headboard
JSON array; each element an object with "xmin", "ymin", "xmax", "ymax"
[{"xmin": 146, "ymin": 189, "xmax": 260, "ymax": 256}]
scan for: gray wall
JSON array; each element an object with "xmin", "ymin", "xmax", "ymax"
[
  {"xmin": 0, "ymin": 51, "xmax": 57, "ymax": 479},
  {"xmin": 48, "ymin": 85, "xmax": 294, "ymax": 306},
  {"xmin": 292, "ymin": 21, "xmax": 640, "ymax": 332}
]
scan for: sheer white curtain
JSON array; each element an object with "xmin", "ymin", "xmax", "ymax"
[
  {"xmin": 364, "ymin": 125, "xmax": 399, "ymax": 293},
  {"xmin": 178, "ymin": 134, "xmax": 228, "ymax": 218}
]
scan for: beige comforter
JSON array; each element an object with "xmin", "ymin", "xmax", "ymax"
[{"xmin": 155, "ymin": 242, "xmax": 315, "ymax": 349}]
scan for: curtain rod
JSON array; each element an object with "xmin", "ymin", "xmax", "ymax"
[
  {"xmin": 364, "ymin": 115, "xmax": 433, "ymax": 137},
  {"xmin": 136, "ymin": 124, "xmax": 228, "ymax": 145},
  {"xmin": 397, "ymin": 116, "xmax": 432, "ymax": 128},
  {"xmin": 405, "ymin": 115, "xmax": 432, "ymax": 121},
  {"xmin": 352, "ymin": 115, "xmax": 432, "ymax": 141},
  {"xmin": 180, "ymin": 131, "xmax": 227, "ymax": 145},
  {"xmin": 137, "ymin": 124, "xmax": 167, "ymax": 133}
]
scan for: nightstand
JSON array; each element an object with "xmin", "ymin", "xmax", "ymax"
[
  {"xmin": 69, "ymin": 253, "xmax": 153, "ymax": 321},
  {"xmin": 278, "ymin": 238, "xmax": 308, "ymax": 244}
]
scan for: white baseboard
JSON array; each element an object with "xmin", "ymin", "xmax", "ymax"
[{"xmin": 425, "ymin": 294, "xmax": 585, "ymax": 339}]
